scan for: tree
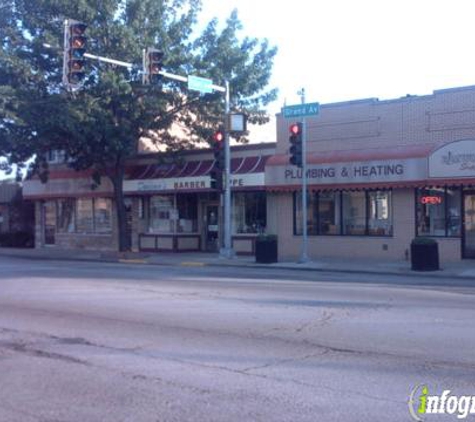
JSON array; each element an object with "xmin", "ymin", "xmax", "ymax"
[{"xmin": 0, "ymin": 0, "xmax": 278, "ymax": 251}]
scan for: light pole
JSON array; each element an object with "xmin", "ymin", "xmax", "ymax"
[{"xmin": 297, "ymin": 88, "xmax": 309, "ymax": 263}]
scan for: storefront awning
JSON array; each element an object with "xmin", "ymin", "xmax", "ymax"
[
  {"xmin": 123, "ymin": 155, "xmax": 271, "ymax": 194},
  {"xmin": 265, "ymin": 145, "xmax": 434, "ymax": 191}
]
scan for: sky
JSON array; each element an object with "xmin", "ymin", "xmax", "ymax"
[{"xmin": 198, "ymin": 0, "xmax": 475, "ymax": 142}]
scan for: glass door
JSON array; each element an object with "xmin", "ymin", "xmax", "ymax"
[
  {"xmin": 205, "ymin": 205, "xmax": 219, "ymax": 252},
  {"xmin": 463, "ymin": 193, "xmax": 475, "ymax": 258}
]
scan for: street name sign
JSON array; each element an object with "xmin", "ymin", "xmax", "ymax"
[
  {"xmin": 282, "ymin": 102, "xmax": 320, "ymax": 118},
  {"xmin": 187, "ymin": 75, "xmax": 213, "ymax": 94}
]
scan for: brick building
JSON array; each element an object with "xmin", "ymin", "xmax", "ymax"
[
  {"xmin": 23, "ymin": 85, "xmax": 475, "ymax": 263},
  {"xmin": 265, "ymin": 85, "xmax": 475, "ymax": 263},
  {"xmin": 24, "ymin": 143, "xmax": 274, "ymax": 255}
]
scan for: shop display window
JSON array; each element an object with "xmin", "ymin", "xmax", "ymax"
[
  {"xmin": 293, "ymin": 192, "xmax": 318, "ymax": 235},
  {"xmin": 57, "ymin": 199, "xmax": 75, "ymax": 233},
  {"xmin": 416, "ymin": 187, "xmax": 461, "ymax": 237},
  {"xmin": 177, "ymin": 194, "xmax": 198, "ymax": 233},
  {"xmin": 233, "ymin": 192, "xmax": 267, "ymax": 234},
  {"xmin": 293, "ymin": 190, "xmax": 393, "ymax": 237},
  {"xmin": 76, "ymin": 198, "xmax": 94, "ymax": 233},
  {"xmin": 149, "ymin": 195, "xmax": 174, "ymax": 233},
  {"xmin": 318, "ymin": 192, "xmax": 341, "ymax": 235},
  {"xmin": 342, "ymin": 191, "xmax": 366, "ymax": 235},
  {"xmin": 94, "ymin": 198, "xmax": 112, "ymax": 233},
  {"xmin": 368, "ymin": 191, "xmax": 393, "ymax": 236}
]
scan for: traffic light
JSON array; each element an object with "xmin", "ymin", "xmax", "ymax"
[
  {"xmin": 63, "ymin": 19, "xmax": 87, "ymax": 87},
  {"xmin": 212, "ymin": 129, "xmax": 225, "ymax": 170},
  {"xmin": 209, "ymin": 129, "xmax": 225, "ymax": 191},
  {"xmin": 289, "ymin": 122, "xmax": 303, "ymax": 167},
  {"xmin": 143, "ymin": 48, "xmax": 164, "ymax": 84},
  {"xmin": 210, "ymin": 168, "xmax": 223, "ymax": 191}
]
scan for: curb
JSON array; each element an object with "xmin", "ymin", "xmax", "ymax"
[{"xmin": 1, "ymin": 250, "xmax": 474, "ymax": 282}]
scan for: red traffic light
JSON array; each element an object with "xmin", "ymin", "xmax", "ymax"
[
  {"xmin": 214, "ymin": 131, "xmax": 224, "ymax": 142},
  {"xmin": 290, "ymin": 123, "xmax": 301, "ymax": 135}
]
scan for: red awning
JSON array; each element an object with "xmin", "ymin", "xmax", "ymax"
[{"xmin": 126, "ymin": 155, "xmax": 271, "ymax": 180}]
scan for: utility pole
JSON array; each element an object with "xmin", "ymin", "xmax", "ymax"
[
  {"xmin": 297, "ymin": 88, "xmax": 309, "ymax": 263},
  {"xmin": 221, "ymin": 81, "xmax": 234, "ymax": 259}
]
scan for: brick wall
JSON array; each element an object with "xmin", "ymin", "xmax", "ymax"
[{"xmin": 277, "ymin": 86, "xmax": 475, "ymax": 154}]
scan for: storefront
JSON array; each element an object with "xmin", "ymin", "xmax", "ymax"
[
  {"xmin": 24, "ymin": 143, "xmax": 274, "ymax": 255},
  {"xmin": 265, "ymin": 86, "xmax": 475, "ymax": 263}
]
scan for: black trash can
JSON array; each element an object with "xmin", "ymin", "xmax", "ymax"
[
  {"xmin": 255, "ymin": 235, "xmax": 278, "ymax": 264},
  {"xmin": 411, "ymin": 238, "xmax": 439, "ymax": 271}
]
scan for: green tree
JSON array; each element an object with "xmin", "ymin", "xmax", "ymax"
[{"xmin": 0, "ymin": 0, "xmax": 277, "ymax": 251}]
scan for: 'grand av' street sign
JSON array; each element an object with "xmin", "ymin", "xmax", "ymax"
[{"xmin": 282, "ymin": 102, "xmax": 320, "ymax": 118}]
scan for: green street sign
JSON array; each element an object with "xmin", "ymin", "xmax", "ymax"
[
  {"xmin": 188, "ymin": 75, "xmax": 213, "ymax": 94},
  {"xmin": 282, "ymin": 102, "xmax": 320, "ymax": 118}
]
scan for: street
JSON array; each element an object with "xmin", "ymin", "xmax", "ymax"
[{"xmin": 1, "ymin": 256, "xmax": 475, "ymax": 421}]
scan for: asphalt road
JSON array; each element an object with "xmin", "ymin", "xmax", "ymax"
[{"xmin": 0, "ymin": 256, "xmax": 474, "ymax": 422}]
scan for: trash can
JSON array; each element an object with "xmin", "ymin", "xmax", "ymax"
[
  {"xmin": 411, "ymin": 237, "xmax": 439, "ymax": 271},
  {"xmin": 255, "ymin": 235, "xmax": 278, "ymax": 264}
]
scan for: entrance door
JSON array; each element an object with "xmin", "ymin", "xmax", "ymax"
[
  {"xmin": 205, "ymin": 205, "xmax": 219, "ymax": 252},
  {"xmin": 463, "ymin": 193, "xmax": 475, "ymax": 258},
  {"xmin": 44, "ymin": 201, "xmax": 56, "ymax": 246}
]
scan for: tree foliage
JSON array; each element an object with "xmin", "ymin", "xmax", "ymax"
[{"xmin": 0, "ymin": 0, "xmax": 278, "ymax": 250}]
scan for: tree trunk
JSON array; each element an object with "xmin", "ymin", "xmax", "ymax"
[{"xmin": 110, "ymin": 169, "xmax": 128, "ymax": 252}]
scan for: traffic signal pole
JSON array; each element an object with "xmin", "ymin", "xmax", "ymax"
[
  {"xmin": 221, "ymin": 80, "xmax": 234, "ymax": 259},
  {"xmin": 49, "ymin": 32, "xmax": 235, "ymax": 258},
  {"xmin": 299, "ymin": 89, "xmax": 309, "ymax": 263}
]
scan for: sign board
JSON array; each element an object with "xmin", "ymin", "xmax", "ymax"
[
  {"xmin": 429, "ymin": 139, "xmax": 475, "ymax": 178},
  {"xmin": 227, "ymin": 113, "xmax": 247, "ymax": 132},
  {"xmin": 265, "ymin": 157, "xmax": 427, "ymax": 187},
  {"xmin": 282, "ymin": 102, "xmax": 320, "ymax": 118},
  {"xmin": 187, "ymin": 75, "xmax": 213, "ymax": 94}
]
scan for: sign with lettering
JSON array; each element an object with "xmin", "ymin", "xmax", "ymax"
[
  {"xmin": 420, "ymin": 196, "xmax": 443, "ymax": 205},
  {"xmin": 429, "ymin": 140, "xmax": 475, "ymax": 178},
  {"xmin": 265, "ymin": 158, "xmax": 427, "ymax": 187},
  {"xmin": 282, "ymin": 102, "xmax": 320, "ymax": 118},
  {"xmin": 124, "ymin": 173, "xmax": 265, "ymax": 193}
]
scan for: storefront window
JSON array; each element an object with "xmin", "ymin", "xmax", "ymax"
[
  {"xmin": 318, "ymin": 192, "xmax": 341, "ymax": 235},
  {"xmin": 76, "ymin": 198, "xmax": 94, "ymax": 233},
  {"xmin": 177, "ymin": 194, "xmax": 198, "ymax": 233},
  {"xmin": 94, "ymin": 198, "xmax": 112, "ymax": 233},
  {"xmin": 368, "ymin": 191, "xmax": 392, "ymax": 236},
  {"xmin": 342, "ymin": 191, "xmax": 366, "ymax": 235},
  {"xmin": 416, "ymin": 187, "xmax": 461, "ymax": 237},
  {"xmin": 294, "ymin": 192, "xmax": 317, "ymax": 235},
  {"xmin": 293, "ymin": 190, "xmax": 393, "ymax": 237},
  {"xmin": 149, "ymin": 195, "xmax": 174, "ymax": 233},
  {"xmin": 233, "ymin": 192, "xmax": 267, "ymax": 234},
  {"xmin": 57, "ymin": 199, "xmax": 75, "ymax": 233}
]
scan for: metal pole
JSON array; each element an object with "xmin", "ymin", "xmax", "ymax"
[
  {"xmin": 221, "ymin": 80, "xmax": 234, "ymax": 259},
  {"xmin": 299, "ymin": 88, "xmax": 309, "ymax": 263}
]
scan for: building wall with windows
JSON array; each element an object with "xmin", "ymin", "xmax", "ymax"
[
  {"xmin": 266, "ymin": 85, "xmax": 475, "ymax": 263},
  {"xmin": 25, "ymin": 143, "xmax": 275, "ymax": 254}
]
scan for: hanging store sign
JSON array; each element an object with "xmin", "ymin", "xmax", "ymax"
[
  {"xmin": 266, "ymin": 157, "xmax": 427, "ymax": 187},
  {"xmin": 429, "ymin": 139, "xmax": 475, "ymax": 178}
]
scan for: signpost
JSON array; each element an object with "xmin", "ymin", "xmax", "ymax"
[{"xmin": 283, "ymin": 94, "xmax": 319, "ymax": 263}]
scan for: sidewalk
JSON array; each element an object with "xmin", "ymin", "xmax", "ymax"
[{"xmin": 1, "ymin": 246, "xmax": 475, "ymax": 280}]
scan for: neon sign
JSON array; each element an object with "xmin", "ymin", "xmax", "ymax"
[{"xmin": 420, "ymin": 196, "xmax": 443, "ymax": 205}]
